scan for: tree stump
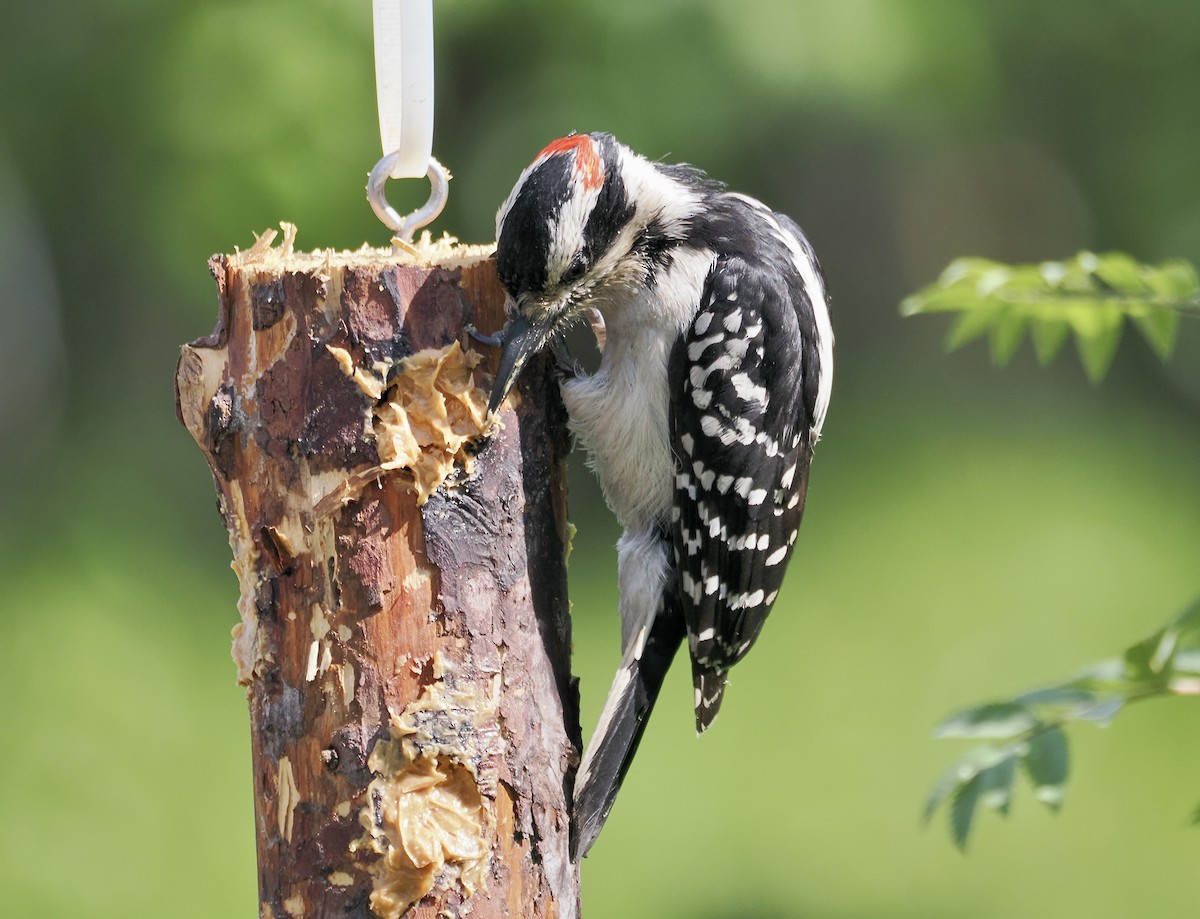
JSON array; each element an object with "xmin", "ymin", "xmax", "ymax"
[{"xmin": 175, "ymin": 225, "xmax": 580, "ymax": 919}]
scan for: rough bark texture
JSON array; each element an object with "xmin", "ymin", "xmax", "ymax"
[{"xmin": 175, "ymin": 227, "xmax": 580, "ymax": 919}]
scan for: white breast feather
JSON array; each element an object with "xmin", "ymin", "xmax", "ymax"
[{"xmin": 561, "ymin": 248, "xmax": 715, "ymax": 531}]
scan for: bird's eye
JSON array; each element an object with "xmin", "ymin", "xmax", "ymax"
[{"xmin": 562, "ymin": 256, "xmax": 588, "ymax": 285}]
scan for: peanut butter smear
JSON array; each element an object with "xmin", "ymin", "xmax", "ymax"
[
  {"xmin": 364, "ymin": 755, "xmax": 488, "ymax": 917},
  {"xmin": 357, "ymin": 654, "xmax": 497, "ymax": 917},
  {"xmin": 327, "ymin": 340, "xmax": 491, "ymax": 506},
  {"xmin": 373, "ymin": 342, "xmax": 490, "ymax": 504}
]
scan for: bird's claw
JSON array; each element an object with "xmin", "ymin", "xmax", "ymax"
[
  {"xmin": 468, "ymin": 320, "xmax": 581, "ymax": 380},
  {"xmin": 465, "ymin": 323, "xmax": 506, "ymax": 348},
  {"xmin": 550, "ymin": 338, "xmax": 584, "ymax": 381}
]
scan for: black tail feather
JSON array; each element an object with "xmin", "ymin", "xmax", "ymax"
[
  {"xmin": 570, "ymin": 604, "xmax": 685, "ymax": 860},
  {"xmin": 692, "ymin": 662, "xmax": 728, "ymax": 734}
]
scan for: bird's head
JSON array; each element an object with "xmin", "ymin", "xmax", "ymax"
[{"xmin": 487, "ymin": 132, "xmax": 704, "ymax": 415}]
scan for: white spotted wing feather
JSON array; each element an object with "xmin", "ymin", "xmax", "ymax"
[{"xmin": 669, "ymin": 254, "xmax": 819, "ymax": 731}]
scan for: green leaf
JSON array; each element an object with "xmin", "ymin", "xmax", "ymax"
[
  {"xmin": 900, "ymin": 251, "xmax": 1199, "ymax": 381},
  {"xmin": 1069, "ymin": 303, "xmax": 1124, "ymax": 383},
  {"xmin": 988, "ymin": 309, "xmax": 1028, "ymax": 365},
  {"xmin": 926, "ymin": 599, "xmax": 1200, "ymax": 848},
  {"xmin": 1014, "ymin": 686, "xmax": 1096, "ymax": 708},
  {"xmin": 1075, "ymin": 657, "xmax": 1129, "ymax": 686},
  {"xmin": 1122, "ymin": 600, "xmax": 1200, "ymax": 680},
  {"xmin": 1147, "ymin": 259, "xmax": 1200, "ymax": 302},
  {"xmin": 1170, "ymin": 601, "xmax": 1200, "ymax": 673},
  {"xmin": 933, "ymin": 701, "xmax": 1037, "ymax": 739},
  {"xmin": 924, "ymin": 764, "xmax": 964, "ymax": 827},
  {"xmin": 1131, "ymin": 308, "xmax": 1180, "ymax": 360},
  {"xmin": 1030, "ymin": 316, "xmax": 1071, "ymax": 365},
  {"xmin": 946, "ymin": 304, "xmax": 1001, "ymax": 350},
  {"xmin": 924, "ymin": 744, "xmax": 1015, "ymax": 824},
  {"xmin": 1015, "ymin": 684, "xmax": 1108, "ymax": 724},
  {"xmin": 1191, "ymin": 801, "xmax": 1200, "ymax": 826},
  {"xmin": 1120, "ymin": 606, "xmax": 1200, "ymax": 681},
  {"xmin": 950, "ymin": 773, "xmax": 982, "ymax": 851},
  {"xmin": 1024, "ymin": 727, "xmax": 1069, "ymax": 812},
  {"xmin": 1171, "ymin": 650, "xmax": 1200, "ymax": 677},
  {"xmin": 1093, "ymin": 251, "xmax": 1152, "ymax": 295},
  {"xmin": 1124, "ymin": 627, "xmax": 1169, "ymax": 682},
  {"xmin": 1170, "ymin": 597, "xmax": 1200, "ymax": 634},
  {"xmin": 1070, "ymin": 696, "xmax": 1125, "ymax": 727},
  {"xmin": 978, "ymin": 755, "xmax": 1017, "ymax": 817}
]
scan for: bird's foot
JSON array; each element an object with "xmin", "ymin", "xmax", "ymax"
[
  {"xmin": 465, "ymin": 323, "xmax": 506, "ymax": 348},
  {"xmin": 550, "ymin": 337, "xmax": 584, "ymax": 381}
]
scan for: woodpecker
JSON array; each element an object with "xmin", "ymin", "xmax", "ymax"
[{"xmin": 488, "ymin": 132, "xmax": 833, "ymax": 859}]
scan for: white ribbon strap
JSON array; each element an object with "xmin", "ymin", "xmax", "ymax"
[
  {"xmin": 369, "ymin": 0, "xmax": 446, "ymax": 240},
  {"xmin": 374, "ymin": 0, "xmax": 434, "ymax": 179}
]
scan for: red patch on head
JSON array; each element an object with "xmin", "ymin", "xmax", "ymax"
[{"xmin": 536, "ymin": 134, "xmax": 604, "ymax": 191}]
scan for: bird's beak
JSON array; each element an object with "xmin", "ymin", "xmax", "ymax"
[{"xmin": 487, "ymin": 314, "xmax": 553, "ymax": 418}]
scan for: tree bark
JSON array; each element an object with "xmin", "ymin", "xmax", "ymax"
[{"xmin": 175, "ymin": 226, "xmax": 580, "ymax": 919}]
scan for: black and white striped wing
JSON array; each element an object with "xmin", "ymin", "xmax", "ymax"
[{"xmin": 669, "ymin": 255, "xmax": 817, "ymax": 731}]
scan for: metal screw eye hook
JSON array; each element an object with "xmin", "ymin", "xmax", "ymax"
[{"xmin": 367, "ymin": 153, "xmax": 450, "ymax": 243}]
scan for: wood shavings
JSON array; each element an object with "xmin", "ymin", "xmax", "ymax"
[
  {"xmin": 228, "ymin": 481, "xmax": 270, "ymax": 685},
  {"xmin": 277, "ymin": 756, "xmax": 300, "ymax": 843},
  {"xmin": 228, "ymin": 224, "xmax": 493, "ymax": 273}
]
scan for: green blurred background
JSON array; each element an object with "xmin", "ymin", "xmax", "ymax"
[{"xmin": 3, "ymin": 1, "xmax": 1199, "ymax": 916}]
